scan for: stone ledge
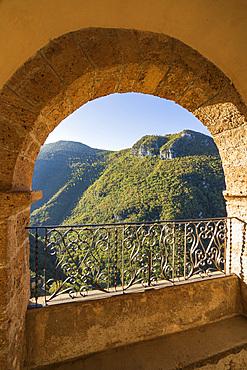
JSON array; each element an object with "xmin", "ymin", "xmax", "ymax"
[
  {"xmin": 25, "ymin": 275, "xmax": 243, "ymax": 369},
  {"xmin": 0, "ymin": 190, "xmax": 42, "ymax": 218},
  {"xmin": 223, "ymin": 190, "xmax": 247, "ymax": 201}
]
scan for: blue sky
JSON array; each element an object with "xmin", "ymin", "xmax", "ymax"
[{"xmin": 45, "ymin": 92, "xmax": 210, "ymax": 151}]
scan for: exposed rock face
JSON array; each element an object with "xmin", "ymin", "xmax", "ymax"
[
  {"xmin": 130, "ymin": 135, "xmax": 166, "ymax": 158},
  {"xmin": 159, "ymin": 146, "xmax": 176, "ymax": 159},
  {"xmin": 130, "ymin": 130, "xmax": 219, "ymax": 159}
]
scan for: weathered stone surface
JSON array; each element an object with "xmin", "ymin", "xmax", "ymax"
[
  {"xmin": 223, "ymin": 193, "xmax": 247, "ymax": 283},
  {"xmin": 67, "ymin": 73, "xmax": 95, "ymax": 113},
  {"xmin": 76, "ymin": 28, "xmax": 123, "ymax": 68},
  {"xmin": 117, "ymin": 63, "xmax": 140, "ymax": 93},
  {"xmin": 0, "ymin": 120, "xmax": 26, "ymax": 154},
  {"xmin": 0, "ymin": 149, "xmax": 19, "ymax": 190},
  {"xmin": 28, "ymin": 116, "xmax": 50, "ymax": 146},
  {"xmin": 12, "ymin": 156, "xmax": 36, "ymax": 190},
  {"xmin": 196, "ymin": 60, "xmax": 227, "ymax": 97},
  {"xmin": 173, "ymin": 39, "xmax": 207, "ymax": 77},
  {"xmin": 0, "ymin": 86, "xmax": 39, "ymax": 130},
  {"xmin": 91, "ymin": 67, "xmax": 120, "ymax": 100},
  {"xmin": 16, "ymin": 62, "xmax": 64, "ymax": 111},
  {"xmin": 0, "ymin": 191, "xmax": 42, "ymax": 219},
  {"xmin": 132, "ymin": 63, "xmax": 168, "ymax": 95},
  {"xmin": 178, "ymin": 84, "xmax": 210, "ymax": 111},
  {"xmin": 138, "ymin": 32, "xmax": 172, "ymax": 66},
  {"xmin": 33, "ymin": 316, "xmax": 247, "ymax": 370},
  {"xmin": 42, "ymin": 98, "xmax": 71, "ymax": 134},
  {"xmin": 115, "ymin": 29, "xmax": 140, "ymax": 64},
  {"xmin": 6, "ymin": 53, "xmax": 44, "ymax": 92},
  {"xmin": 154, "ymin": 65, "xmax": 192, "ymax": 101},
  {"xmin": 25, "ymin": 276, "xmax": 242, "ymax": 369},
  {"xmin": 42, "ymin": 33, "xmax": 94, "ymax": 86}
]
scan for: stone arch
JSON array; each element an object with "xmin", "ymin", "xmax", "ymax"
[
  {"xmin": 1, "ymin": 28, "xmax": 246, "ymax": 194},
  {"xmin": 1, "ymin": 28, "xmax": 247, "ymax": 368}
]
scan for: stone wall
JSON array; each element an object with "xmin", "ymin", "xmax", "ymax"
[
  {"xmin": 25, "ymin": 276, "xmax": 243, "ymax": 369},
  {"xmin": 0, "ymin": 191, "xmax": 41, "ymax": 369}
]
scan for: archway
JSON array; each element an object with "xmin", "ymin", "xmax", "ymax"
[{"xmin": 0, "ymin": 28, "xmax": 247, "ymax": 368}]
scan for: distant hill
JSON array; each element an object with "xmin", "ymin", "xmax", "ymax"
[
  {"xmin": 31, "ymin": 131, "xmax": 226, "ymax": 227},
  {"xmin": 31, "ymin": 141, "xmax": 110, "ymax": 225}
]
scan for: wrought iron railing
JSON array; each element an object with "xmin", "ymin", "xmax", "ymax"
[{"xmin": 27, "ymin": 217, "xmax": 236, "ymax": 307}]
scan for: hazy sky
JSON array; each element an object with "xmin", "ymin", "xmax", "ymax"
[{"xmin": 45, "ymin": 92, "xmax": 210, "ymax": 151}]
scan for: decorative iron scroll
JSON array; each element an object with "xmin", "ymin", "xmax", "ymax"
[
  {"xmin": 185, "ymin": 219, "xmax": 227, "ymax": 278},
  {"xmin": 28, "ymin": 217, "xmax": 229, "ymax": 306}
]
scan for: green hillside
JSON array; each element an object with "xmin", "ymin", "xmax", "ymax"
[
  {"xmin": 31, "ymin": 141, "xmax": 110, "ymax": 225},
  {"xmin": 64, "ymin": 152, "xmax": 225, "ymax": 224},
  {"xmin": 31, "ymin": 130, "xmax": 226, "ymax": 227}
]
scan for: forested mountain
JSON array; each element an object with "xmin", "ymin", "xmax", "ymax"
[
  {"xmin": 31, "ymin": 141, "xmax": 110, "ymax": 225},
  {"xmin": 30, "ymin": 130, "xmax": 226, "ymax": 227}
]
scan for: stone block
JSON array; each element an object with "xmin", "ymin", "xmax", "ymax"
[
  {"xmin": 173, "ymin": 39, "xmax": 206, "ymax": 77},
  {"xmin": 154, "ymin": 65, "xmax": 193, "ymax": 102},
  {"xmin": 196, "ymin": 60, "xmax": 228, "ymax": 98},
  {"xmin": 138, "ymin": 32, "xmax": 173, "ymax": 67},
  {"xmin": 178, "ymin": 84, "xmax": 210, "ymax": 112},
  {"xmin": 222, "ymin": 147, "xmax": 247, "ymax": 167},
  {"xmin": 194, "ymin": 102, "xmax": 246, "ymax": 135},
  {"xmin": 12, "ymin": 156, "xmax": 35, "ymax": 190},
  {"xmin": 29, "ymin": 116, "xmax": 50, "ymax": 146},
  {"xmin": 22, "ymin": 139, "xmax": 41, "ymax": 162},
  {"xmin": 0, "ymin": 86, "xmax": 38, "ymax": 130},
  {"xmin": 216, "ymin": 82, "xmax": 247, "ymax": 120},
  {"xmin": 0, "ymin": 268, "xmax": 10, "ymax": 301},
  {"xmin": 92, "ymin": 68, "xmax": 120, "ymax": 100},
  {"xmin": 115, "ymin": 29, "xmax": 140, "ymax": 64},
  {"xmin": 16, "ymin": 62, "xmax": 64, "ymax": 111},
  {"xmin": 44, "ymin": 96, "xmax": 72, "ymax": 132},
  {"xmin": 42, "ymin": 33, "xmax": 94, "ymax": 86},
  {"xmin": 9, "ymin": 209, "xmax": 30, "ymax": 252},
  {"xmin": 0, "ymin": 218, "xmax": 26, "ymax": 267},
  {"xmin": 6, "ymin": 53, "xmax": 44, "ymax": 92},
  {"xmin": 0, "ymin": 149, "xmax": 18, "ymax": 190},
  {"xmin": 117, "ymin": 63, "xmax": 140, "ymax": 93},
  {"xmin": 0, "ymin": 222, "xmax": 9, "ymax": 266},
  {"xmin": 214, "ymin": 123, "xmax": 247, "ymax": 151},
  {"xmin": 67, "ymin": 72, "xmax": 94, "ymax": 113},
  {"xmin": 0, "ymin": 191, "xmax": 41, "ymax": 220},
  {"xmin": 0, "ymin": 120, "xmax": 26, "ymax": 154},
  {"xmin": 223, "ymin": 165, "xmax": 247, "ymax": 194},
  {"xmin": 7, "ymin": 249, "xmax": 29, "ymax": 300},
  {"xmin": 76, "ymin": 28, "xmax": 122, "ymax": 68},
  {"xmin": 193, "ymin": 106, "xmax": 214, "ymax": 127},
  {"xmin": 132, "ymin": 63, "xmax": 169, "ymax": 95}
]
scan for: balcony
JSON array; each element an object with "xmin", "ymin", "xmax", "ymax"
[
  {"xmin": 25, "ymin": 217, "xmax": 247, "ymax": 369},
  {"xmin": 27, "ymin": 217, "xmax": 236, "ymax": 307}
]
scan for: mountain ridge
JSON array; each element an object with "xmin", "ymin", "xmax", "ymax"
[
  {"xmin": 31, "ymin": 130, "xmax": 226, "ymax": 226},
  {"xmin": 130, "ymin": 130, "xmax": 218, "ymax": 159}
]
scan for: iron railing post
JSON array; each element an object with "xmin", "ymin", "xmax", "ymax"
[
  {"xmin": 35, "ymin": 228, "xmax": 39, "ymax": 307},
  {"xmin": 44, "ymin": 228, "xmax": 47, "ymax": 306},
  {"xmin": 229, "ymin": 218, "xmax": 232, "ymax": 274},
  {"xmin": 114, "ymin": 227, "xmax": 118, "ymax": 291},
  {"xmin": 148, "ymin": 249, "xmax": 152, "ymax": 287}
]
